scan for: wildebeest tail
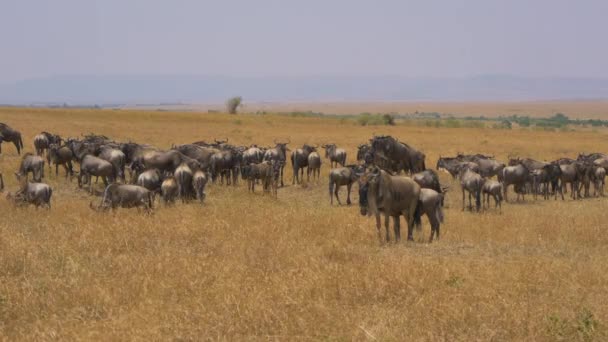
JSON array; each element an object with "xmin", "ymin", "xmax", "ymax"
[
  {"xmin": 18, "ymin": 133, "xmax": 23, "ymax": 149},
  {"xmin": 413, "ymin": 199, "xmax": 423, "ymax": 230},
  {"xmin": 475, "ymin": 188, "xmax": 482, "ymax": 210},
  {"xmin": 435, "ymin": 198, "xmax": 444, "ymax": 224}
]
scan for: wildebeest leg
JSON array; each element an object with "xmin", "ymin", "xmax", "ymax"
[
  {"xmin": 280, "ymin": 165, "xmax": 284, "ymax": 187},
  {"xmin": 334, "ymin": 185, "xmax": 342, "ymax": 205},
  {"xmin": 393, "ymin": 215, "xmax": 401, "ymax": 242},
  {"xmin": 462, "ymin": 188, "xmax": 466, "ymax": 211},
  {"xmin": 346, "ymin": 183, "xmax": 352, "ymax": 205},
  {"xmin": 384, "ymin": 215, "xmax": 391, "ymax": 242},
  {"xmin": 468, "ymin": 191, "xmax": 473, "ymax": 210}
]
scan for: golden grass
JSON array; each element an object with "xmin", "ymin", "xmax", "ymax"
[{"xmin": 1, "ymin": 107, "xmax": 607, "ymax": 340}]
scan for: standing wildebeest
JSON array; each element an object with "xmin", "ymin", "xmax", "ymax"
[
  {"xmin": 458, "ymin": 166, "xmax": 483, "ymax": 211},
  {"xmin": 210, "ymin": 148, "xmax": 241, "ymax": 185},
  {"xmin": 242, "ymin": 145, "xmax": 265, "ymax": 165},
  {"xmin": 0, "ymin": 123, "xmax": 24, "ymax": 155},
  {"xmin": 370, "ymin": 136, "xmax": 426, "ymax": 174},
  {"xmin": 161, "ymin": 178, "xmax": 178, "ymax": 204},
  {"xmin": 263, "ymin": 139, "xmax": 290, "ymax": 187},
  {"xmin": 322, "ymin": 143, "xmax": 347, "ymax": 168},
  {"xmin": 15, "ymin": 153, "xmax": 45, "ymax": 182},
  {"xmin": 77, "ymin": 154, "xmax": 114, "ymax": 194},
  {"xmin": 358, "ymin": 166, "xmax": 421, "ymax": 242},
  {"xmin": 242, "ymin": 161, "xmax": 272, "ymax": 193},
  {"xmin": 328, "ymin": 165, "xmax": 363, "ymax": 205},
  {"xmin": 6, "ymin": 181, "xmax": 52, "ymax": 209},
  {"xmin": 416, "ymin": 188, "xmax": 445, "ymax": 242},
  {"xmin": 136, "ymin": 169, "xmax": 163, "ymax": 195},
  {"xmin": 33, "ymin": 131, "xmax": 62, "ymax": 162},
  {"xmin": 502, "ymin": 161, "xmax": 531, "ymax": 202},
  {"xmin": 174, "ymin": 163, "xmax": 194, "ymax": 202},
  {"xmin": 192, "ymin": 170, "xmax": 208, "ymax": 203},
  {"xmin": 482, "ymin": 180, "xmax": 503, "ymax": 210},
  {"xmin": 558, "ymin": 162, "xmax": 582, "ymax": 200},
  {"xmin": 307, "ymin": 151, "xmax": 321, "ymax": 182},
  {"xmin": 97, "ymin": 145, "xmax": 126, "ymax": 183},
  {"xmin": 593, "ymin": 167, "xmax": 606, "ymax": 196},
  {"xmin": 90, "ymin": 184, "xmax": 153, "ymax": 212},
  {"xmin": 508, "ymin": 157, "xmax": 547, "ymax": 171},
  {"xmin": 172, "ymin": 144, "xmax": 219, "ymax": 171},
  {"xmin": 356, "ymin": 144, "xmax": 372, "ymax": 163},
  {"xmin": 132, "ymin": 150, "xmax": 200, "ymax": 177},
  {"xmin": 291, "ymin": 144, "xmax": 316, "ymax": 184},
  {"xmin": 48, "ymin": 144, "xmax": 74, "ymax": 178}
]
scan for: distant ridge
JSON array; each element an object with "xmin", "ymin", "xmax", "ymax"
[{"xmin": 1, "ymin": 74, "xmax": 607, "ymax": 105}]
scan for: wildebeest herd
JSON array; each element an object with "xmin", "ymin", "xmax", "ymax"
[{"xmin": 1, "ymin": 122, "xmax": 606, "ymax": 243}]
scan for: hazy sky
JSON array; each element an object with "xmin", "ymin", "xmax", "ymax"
[{"xmin": 1, "ymin": 0, "xmax": 607, "ymax": 84}]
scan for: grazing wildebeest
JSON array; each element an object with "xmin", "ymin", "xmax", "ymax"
[
  {"xmin": 457, "ymin": 166, "xmax": 483, "ymax": 211},
  {"xmin": 161, "ymin": 178, "xmax": 178, "ymax": 204},
  {"xmin": 136, "ymin": 169, "xmax": 163, "ymax": 195},
  {"xmin": 328, "ymin": 165, "xmax": 363, "ymax": 205},
  {"xmin": 34, "ymin": 131, "xmax": 62, "ymax": 162},
  {"xmin": 412, "ymin": 169, "xmax": 442, "ymax": 194},
  {"xmin": 307, "ymin": 151, "xmax": 321, "ymax": 182},
  {"xmin": 174, "ymin": 163, "xmax": 194, "ymax": 203},
  {"xmin": 358, "ymin": 166, "xmax": 421, "ymax": 242},
  {"xmin": 322, "ymin": 143, "xmax": 347, "ymax": 168},
  {"xmin": 48, "ymin": 144, "xmax": 74, "ymax": 178},
  {"xmin": 97, "ymin": 145, "xmax": 126, "ymax": 183},
  {"xmin": 370, "ymin": 136, "xmax": 425, "ymax": 173},
  {"xmin": 0, "ymin": 123, "xmax": 24, "ymax": 155},
  {"xmin": 90, "ymin": 184, "xmax": 153, "ymax": 212},
  {"xmin": 482, "ymin": 179, "xmax": 503, "ymax": 210},
  {"xmin": 291, "ymin": 144, "xmax": 316, "ymax": 184},
  {"xmin": 76, "ymin": 154, "xmax": 114, "ymax": 194},
  {"xmin": 192, "ymin": 170, "xmax": 208, "ymax": 203},
  {"xmin": 6, "ymin": 181, "xmax": 52, "ymax": 209},
  {"xmin": 502, "ymin": 161, "xmax": 531, "ymax": 202},
  {"xmin": 15, "ymin": 153, "xmax": 45, "ymax": 182},
  {"xmin": 242, "ymin": 161, "xmax": 272, "ymax": 193},
  {"xmin": 263, "ymin": 139, "xmax": 290, "ymax": 187},
  {"xmin": 415, "ymin": 188, "xmax": 445, "ymax": 242}
]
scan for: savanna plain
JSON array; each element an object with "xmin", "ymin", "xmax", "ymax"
[{"xmin": 1, "ymin": 106, "xmax": 607, "ymax": 340}]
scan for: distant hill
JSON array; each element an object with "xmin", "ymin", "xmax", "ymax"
[{"xmin": 1, "ymin": 74, "xmax": 607, "ymax": 105}]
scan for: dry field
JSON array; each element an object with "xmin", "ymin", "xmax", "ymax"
[{"xmin": 1, "ymin": 107, "xmax": 608, "ymax": 340}]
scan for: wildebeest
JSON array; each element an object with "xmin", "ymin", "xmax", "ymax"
[
  {"xmin": 15, "ymin": 153, "xmax": 45, "ymax": 182},
  {"xmin": 0, "ymin": 123, "xmax": 24, "ymax": 155},
  {"xmin": 174, "ymin": 163, "xmax": 194, "ymax": 202},
  {"xmin": 242, "ymin": 161, "xmax": 272, "ymax": 193},
  {"xmin": 558, "ymin": 162, "xmax": 582, "ymax": 200},
  {"xmin": 458, "ymin": 166, "xmax": 483, "ymax": 211},
  {"xmin": 90, "ymin": 184, "xmax": 154, "ymax": 212},
  {"xmin": 291, "ymin": 144, "xmax": 316, "ymax": 184},
  {"xmin": 33, "ymin": 131, "xmax": 62, "ymax": 162},
  {"xmin": 192, "ymin": 170, "xmax": 208, "ymax": 203},
  {"xmin": 508, "ymin": 157, "xmax": 547, "ymax": 171},
  {"xmin": 97, "ymin": 145, "xmax": 126, "ymax": 183},
  {"xmin": 593, "ymin": 167, "xmax": 606, "ymax": 196},
  {"xmin": 6, "ymin": 181, "xmax": 52, "ymax": 209},
  {"xmin": 502, "ymin": 161, "xmax": 531, "ymax": 202},
  {"xmin": 242, "ymin": 145, "xmax": 265, "ymax": 165},
  {"xmin": 48, "ymin": 144, "xmax": 74, "ymax": 178},
  {"xmin": 370, "ymin": 135, "xmax": 425, "ymax": 173},
  {"xmin": 132, "ymin": 150, "xmax": 200, "ymax": 177},
  {"xmin": 76, "ymin": 154, "xmax": 114, "ymax": 194},
  {"xmin": 416, "ymin": 188, "xmax": 445, "ymax": 242},
  {"xmin": 482, "ymin": 180, "xmax": 503, "ymax": 210},
  {"xmin": 161, "ymin": 178, "xmax": 178, "ymax": 204},
  {"xmin": 322, "ymin": 143, "xmax": 347, "ymax": 168},
  {"xmin": 358, "ymin": 166, "xmax": 421, "ymax": 242},
  {"xmin": 136, "ymin": 169, "xmax": 163, "ymax": 195},
  {"xmin": 356, "ymin": 144, "xmax": 372, "ymax": 163},
  {"xmin": 172, "ymin": 143, "xmax": 219, "ymax": 172},
  {"xmin": 210, "ymin": 148, "xmax": 241, "ymax": 185},
  {"xmin": 328, "ymin": 165, "xmax": 363, "ymax": 205},
  {"xmin": 263, "ymin": 139, "xmax": 290, "ymax": 187},
  {"xmin": 307, "ymin": 151, "xmax": 321, "ymax": 182}
]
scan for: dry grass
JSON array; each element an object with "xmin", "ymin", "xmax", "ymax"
[{"xmin": 1, "ymin": 107, "xmax": 607, "ymax": 340}]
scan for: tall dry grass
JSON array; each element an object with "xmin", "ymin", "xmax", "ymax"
[{"xmin": 0, "ymin": 107, "xmax": 607, "ymax": 340}]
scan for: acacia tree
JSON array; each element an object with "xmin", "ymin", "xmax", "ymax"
[{"xmin": 226, "ymin": 96, "xmax": 243, "ymax": 114}]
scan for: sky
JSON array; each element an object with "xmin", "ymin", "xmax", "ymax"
[{"xmin": 1, "ymin": 0, "xmax": 607, "ymax": 84}]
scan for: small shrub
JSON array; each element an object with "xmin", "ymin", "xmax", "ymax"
[{"xmin": 225, "ymin": 96, "xmax": 242, "ymax": 114}]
